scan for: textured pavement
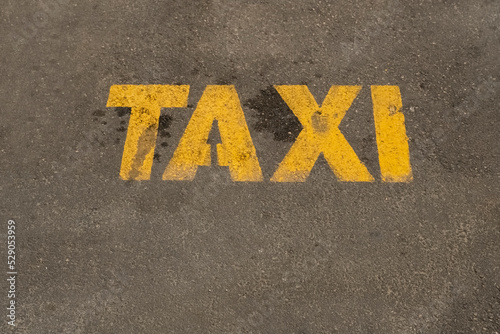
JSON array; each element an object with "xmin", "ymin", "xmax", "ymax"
[{"xmin": 1, "ymin": 0, "xmax": 499, "ymax": 333}]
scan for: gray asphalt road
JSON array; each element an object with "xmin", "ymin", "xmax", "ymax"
[{"xmin": 1, "ymin": 0, "xmax": 499, "ymax": 333}]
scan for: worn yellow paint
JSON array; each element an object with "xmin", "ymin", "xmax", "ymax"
[
  {"xmin": 371, "ymin": 86, "xmax": 413, "ymax": 182},
  {"xmin": 106, "ymin": 85, "xmax": 189, "ymax": 180},
  {"xmin": 272, "ymin": 86, "xmax": 374, "ymax": 182},
  {"xmin": 163, "ymin": 85, "xmax": 263, "ymax": 181}
]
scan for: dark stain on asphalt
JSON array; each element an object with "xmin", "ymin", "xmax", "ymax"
[
  {"xmin": 158, "ymin": 114, "xmax": 172, "ymax": 138},
  {"xmin": 245, "ymin": 86, "xmax": 302, "ymax": 142},
  {"xmin": 92, "ymin": 109, "xmax": 106, "ymax": 117},
  {"xmin": 115, "ymin": 107, "xmax": 131, "ymax": 117}
]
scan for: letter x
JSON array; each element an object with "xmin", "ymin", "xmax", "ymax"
[{"xmin": 272, "ymin": 85, "xmax": 374, "ymax": 182}]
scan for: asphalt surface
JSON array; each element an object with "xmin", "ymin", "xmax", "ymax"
[{"xmin": 1, "ymin": 0, "xmax": 499, "ymax": 333}]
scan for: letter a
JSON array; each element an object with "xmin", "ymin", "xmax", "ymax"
[{"xmin": 163, "ymin": 85, "xmax": 263, "ymax": 181}]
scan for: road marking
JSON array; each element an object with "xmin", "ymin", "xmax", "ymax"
[
  {"xmin": 271, "ymin": 85, "xmax": 374, "ymax": 182},
  {"xmin": 371, "ymin": 86, "xmax": 413, "ymax": 182},
  {"xmin": 106, "ymin": 84, "xmax": 413, "ymax": 182},
  {"xmin": 163, "ymin": 85, "xmax": 263, "ymax": 181},
  {"xmin": 106, "ymin": 85, "xmax": 189, "ymax": 180}
]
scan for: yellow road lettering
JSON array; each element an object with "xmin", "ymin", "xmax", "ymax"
[
  {"xmin": 371, "ymin": 86, "xmax": 413, "ymax": 182},
  {"xmin": 271, "ymin": 85, "xmax": 374, "ymax": 182},
  {"xmin": 106, "ymin": 85, "xmax": 189, "ymax": 180},
  {"xmin": 106, "ymin": 84, "xmax": 414, "ymax": 183},
  {"xmin": 163, "ymin": 85, "xmax": 263, "ymax": 181}
]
